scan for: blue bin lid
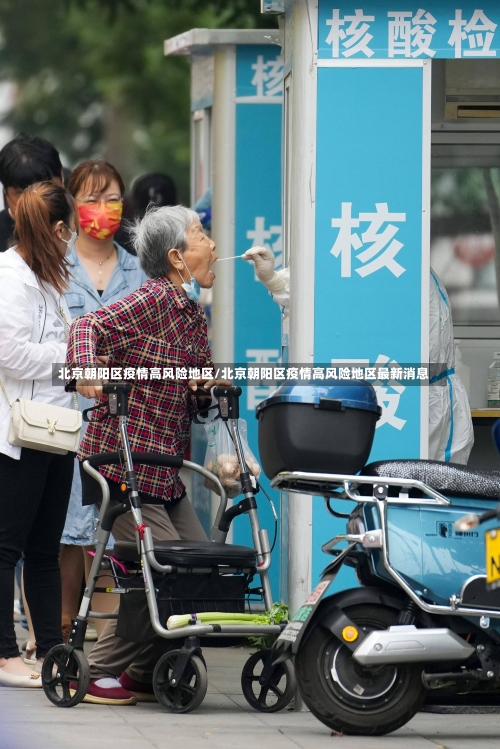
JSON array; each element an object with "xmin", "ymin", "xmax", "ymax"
[{"xmin": 256, "ymin": 380, "xmax": 382, "ymax": 417}]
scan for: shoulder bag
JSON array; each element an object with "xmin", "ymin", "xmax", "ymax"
[{"xmin": 0, "ymin": 304, "xmax": 82, "ymax": 455}]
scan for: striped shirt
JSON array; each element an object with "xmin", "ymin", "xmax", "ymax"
[{"xmin": 66, "ymin": 278, "xmax": 212, "ymax": 501}]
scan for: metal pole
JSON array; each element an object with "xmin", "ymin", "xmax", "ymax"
[
  {"xmin": 284, "ymin": 0, "xmax": 318, "ymax": 711},
  {"xmin": 211, "ymin": 44, "xmax": 236, "ymax": 539},
  {"xmin": 211, "ymin": 44, "xmax": 236, "ymax": 366}
]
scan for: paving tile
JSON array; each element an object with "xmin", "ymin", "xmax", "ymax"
[{"xmin": 3, "ymin": 638, "xmax": 498, "ymax": 749}]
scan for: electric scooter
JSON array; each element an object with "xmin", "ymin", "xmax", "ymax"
[{"xmin": 256, "ymin": 380, "xmax": 500, "ymax": 735}]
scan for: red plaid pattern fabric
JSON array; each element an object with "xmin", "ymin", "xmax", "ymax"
[{"xmin": 66, "ymin": 278, "xmax": 212, "ymax": 501}]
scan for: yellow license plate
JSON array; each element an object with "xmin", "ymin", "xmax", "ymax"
[{"xmin": 485, "ymin": 528, "xmax": 500, "ymax": 587}]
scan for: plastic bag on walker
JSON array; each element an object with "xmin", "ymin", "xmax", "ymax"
[{"xmin": 203, "ymin": 417, "xmax": 261, "ymax": 498}]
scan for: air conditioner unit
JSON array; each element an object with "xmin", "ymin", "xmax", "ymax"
[
  {"xmin": 445, "ymin": 60, "xmax": 500, "ymax": 119},
  {"xmin": 445, "ymin": 95, "xmax": 500, "ymax": 119}
]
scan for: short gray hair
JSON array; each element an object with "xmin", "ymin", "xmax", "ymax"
[{"xmin": 129, "ymin": 204, "xmax": 200, "ymax": 278}]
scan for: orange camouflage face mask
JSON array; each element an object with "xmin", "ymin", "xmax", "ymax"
[{"xmin": 78, "ymin": 201, "xmax": 123, "ymax": 240}]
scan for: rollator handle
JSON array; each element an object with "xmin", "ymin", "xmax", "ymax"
[
  {"xmin": 85, "ymin": 451, "xmax": 184, "ymax": 469},
  {"xmin": 103, "ymin": 382, "xmax": 132, "ymax": 417},
  {"xmin": 102, "ymin": 383, "xmax": 132, "ymax": 395},
  {"xmin": 213, "ymin": 385, "xmax": 242, "ymax": 420},
  {"xmin": 65, "ymin": 380, "xmax": 131, "ymax": 395}
]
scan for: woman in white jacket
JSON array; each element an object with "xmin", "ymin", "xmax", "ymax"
[
  {"xmin": 0, "ymin": 182, "xmax": 77, "ymax": 688},
  {"xmin": 243, "ymin": 247, "xmax": 473, "ymax": 464}
]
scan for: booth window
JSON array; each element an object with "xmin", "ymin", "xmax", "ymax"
[
  {"xmin": 431, "ymin": 60, "xmax": 500, "ymax": 325},
  {"xmin": 431, "ymin": 165, "xmax": 500, "ymax": 324}
]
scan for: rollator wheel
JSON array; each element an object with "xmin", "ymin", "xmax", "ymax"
[
  {"xmin": 241, "ymin": 649, "xmax": 296, "ymax": 712},
  {"xmin": 42, "ymin": 645, "xmax": 90, "ymax": 708},
  {"xmin": 152, "ymin": 650, "xmax": 208, "ymax": 713},
  {"xmin": 295, "ymin": 604, "xmax": 427, "ymax": 735}
]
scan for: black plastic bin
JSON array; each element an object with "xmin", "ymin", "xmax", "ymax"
[{"xmin": 256, "ymin": 380, "xmax": 381, "ymax": 479}]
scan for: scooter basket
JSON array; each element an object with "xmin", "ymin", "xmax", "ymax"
[{"xmin": 256, "ymin": 381, "xmax": 381, "ymax": 478}]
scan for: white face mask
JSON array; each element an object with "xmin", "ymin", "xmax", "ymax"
[{"xmin": 61, "ymin": 226, "xmax": 78, "ymax": 257}]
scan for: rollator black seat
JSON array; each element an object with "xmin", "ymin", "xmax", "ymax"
[
  {"xmin": 112, "ymin": 540, "xmax": 257, "ymax": 568},
  {"xmin": 361, "ymin": 460, "xmax": 500, "ymax": 500}
]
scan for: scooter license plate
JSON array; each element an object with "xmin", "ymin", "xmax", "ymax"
[{"xmin": 485, "ymin": 528, "xmax": 500, "ymax": 589}]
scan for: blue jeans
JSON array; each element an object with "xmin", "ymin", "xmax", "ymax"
[{"xmin": 60, "ymin": 460, "xmax": 96, "ymax": 545}]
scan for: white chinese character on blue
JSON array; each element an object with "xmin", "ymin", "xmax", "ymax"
[
  {"xmin": 251, "ymin": 54, "xmax": 284, "ymax": 97},
  {"xmin": 330, "ymin": 202, "xmax": 406, "ymax": 278},
  {"xmin": 246, "ymin": 217, "xmax": 282, "ymax": 278},
  {"xmin": 448, "ymin": 9, "xmax": 497, "ymax": 57},
  {"xmin": 388, "ymin": 9, "xmax": 437, "ymax": 58},
  {"xmin": 330, "ymin": 355, "xmax": 407, "ymax": 430},
  {"xmin": 325, "ymin": 9, "xmax": 375, "ymax": 58},
  {"xmin": 374, "ymin": 354, "xmax": 407, "ymax": 431},
  {"xmin": 246, "ymin": 349, "xmax": 280, "ymax": 410}
]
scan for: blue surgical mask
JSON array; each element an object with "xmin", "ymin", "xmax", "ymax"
[
  {"xmin": 62, "ymin": 226, "xmax": 78, "ymax": 258},
  {"xmin": 177, "ymin": 255, "xmax": 201, "ymax": 302}
]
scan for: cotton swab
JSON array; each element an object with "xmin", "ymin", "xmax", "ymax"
[{"xmin": 216, "ymin": 254, "xmax": 245, "ymax": 261}]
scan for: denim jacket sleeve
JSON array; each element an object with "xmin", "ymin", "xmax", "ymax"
[{"xmin": 64, "ymin": 242, "xmax": 148, "ymax": 319}]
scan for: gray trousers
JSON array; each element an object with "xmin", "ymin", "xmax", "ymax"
[{"xmin": 88, "ymin": 498, "xmax": 207, "ymax": 682}]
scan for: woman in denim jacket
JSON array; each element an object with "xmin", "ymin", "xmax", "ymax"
[{"xmin": 58, "ymin": 160, "xmax": 148, "ymax": 646}]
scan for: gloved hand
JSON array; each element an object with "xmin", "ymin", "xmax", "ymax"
[
  {"xmin": 242, "ymin": 246, "xmax": 286, "ymax": 293},
  {"xmin": 242, "ymin": 246, "xmax": 275, "ymax": 282}
]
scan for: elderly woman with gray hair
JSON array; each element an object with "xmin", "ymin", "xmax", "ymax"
[{"xmin": 66, "ymin": 205, "xmax": 228, "ymax": 706}]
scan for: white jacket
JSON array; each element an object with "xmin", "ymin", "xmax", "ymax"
[
  {"xmin": 428, "ymin": 269, "xmax": 473, "ymax": 463},
  {"xmin": 270, "ymin": 267, "xmax": 474, "ymax": 464},
  {"xmin": 0, "ymin": 248, "xmax": 70, "ymax": 459}
]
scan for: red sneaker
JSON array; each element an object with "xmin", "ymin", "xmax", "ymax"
[
  {"xmin": 119, "ymin": 671, "xmax": 157, "ymax": 702},
  {"xmin": 70, "ymin": 678, "xmax": 137, "ymax": 705}
]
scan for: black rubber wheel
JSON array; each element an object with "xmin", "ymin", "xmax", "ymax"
[
  {"xmin": 153, "ymin": 650, "xmax": 208, "ymax": 713},
  {"xmin": 241, "ymin": 649, "xmax": 296, "ymax": 712},
  {"xmin": 42, "ymin": 645, "xmax": 90, "ymax": 708},
  {"xmin": 295, "ymin": 604, "xmax": 426, "ymax": 735}
]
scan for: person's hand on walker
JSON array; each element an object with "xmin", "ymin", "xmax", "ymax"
[{"xmin": 75, "ymin": 355, "xmax": 109, "ymax": 399}]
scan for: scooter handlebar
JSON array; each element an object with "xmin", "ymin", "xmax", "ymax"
[{"xmin": 455, "ymin": 506, "xmax": 500, "ymax": 532}]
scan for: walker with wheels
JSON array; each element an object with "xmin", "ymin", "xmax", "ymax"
[{"xmin": 41, "ymin": 383, "xmax": 295, "ymax": 713}]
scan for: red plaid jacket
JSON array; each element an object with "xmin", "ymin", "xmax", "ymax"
[{"xmin": 66, "ymin": 278, "xmax": 212, "ymax": 501}]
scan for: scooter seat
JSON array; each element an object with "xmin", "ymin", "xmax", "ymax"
[
  {"xmin": 361, "ymin": 459, "xmax": 500, "ymax": 499},
  {"xmin": 111, "ymin": 540, "xmax": 257, "ymax": 568}
]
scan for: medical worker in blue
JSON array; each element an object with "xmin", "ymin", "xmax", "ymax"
[{"xmin": 243, "ymin": 247, "xmax": 474, "ymax": 464}]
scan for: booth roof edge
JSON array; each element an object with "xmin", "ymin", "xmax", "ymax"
[{"xmin": 164, "ymin": 28, "xmax": 281, "ymax": 56}]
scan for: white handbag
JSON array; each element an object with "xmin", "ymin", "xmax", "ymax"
[
  {"xmin": 7, "ymin": 398, "xmax": 82, "ymax": 454},
  {"xmin": 0, "ymin": 304, "xmax": 82, "ymax": 455}
]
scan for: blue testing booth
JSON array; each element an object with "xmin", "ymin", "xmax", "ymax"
[
  {"xmin": 166, "ymin": 5, "xmax": 500, "ymax": 614},
  {"xmin": 268, "ymin": 0, "xmax": 500, "ymax": 614},
  {"xmin": 165, "ymin": 28, "xmax": 284, "ymax": 599}
]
